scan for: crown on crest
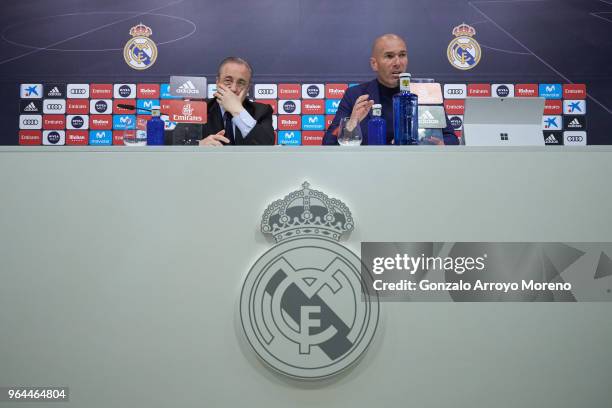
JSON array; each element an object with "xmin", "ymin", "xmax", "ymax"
[
  {"xmin": 261, "ymin": 182, "xmax": 354, "ymax": 243},
  {"xmin": 129, "ymin": 23, "xmax": 153, "ymax": 37},
  {"xmin": 452, "ymin": 23, "xmax": 476, "ymax": 37}
]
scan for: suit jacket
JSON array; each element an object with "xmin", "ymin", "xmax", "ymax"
[
  {"xmin": 322, "ymin": 79, "xmax": 459, "ymax": 145},
  {"xmin": 169, "ymin": 98, "xmax": 275, "ymax": 145}
]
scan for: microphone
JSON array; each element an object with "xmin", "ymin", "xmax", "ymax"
[
  {"xmin": 116, "ymin": 103, "xmax": 137, "ymax": 111},
  {"xmin": 117, "ymin": 103, "xmax": 203, "ymax": 144},
  {"xmin": 116, "ymin": 104, "xmax": 168, "ymax": 116}
]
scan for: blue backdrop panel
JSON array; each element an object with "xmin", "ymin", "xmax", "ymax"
[{"xmin": 1, "ymin": 0, "xmax": 611, "ymax": 144}]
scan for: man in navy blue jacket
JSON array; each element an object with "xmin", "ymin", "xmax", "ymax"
[{"xmin": 323, "ymin": 34, "xmax": 459, "ymax": 145}]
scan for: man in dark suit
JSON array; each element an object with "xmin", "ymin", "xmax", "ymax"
[
  {"xmin": 322, "ymin": 34, "xmax": 459, "ymax": 145},
  {"xmin": 175, "ymin": 57, "xmax": 274, "ymax": 146}
]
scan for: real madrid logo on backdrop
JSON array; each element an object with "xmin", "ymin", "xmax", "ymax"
[
  {"xmin": 239, "ymin": 182, "xmax": 380, "ymax": 380},
  {"xmin": 447, "ymin": 23, "xmax": 481, "ymax": 70},
  {"xmin": 123, "ymin": 23, "xmax": 158, "ymax": 70}
]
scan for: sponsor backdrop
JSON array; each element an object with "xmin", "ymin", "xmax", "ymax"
[{"xmin": 1, "ymin": 0, "xmax": 611, "ymax": 145}]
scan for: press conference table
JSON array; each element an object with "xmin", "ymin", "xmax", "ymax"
[{"xmin": 1, "ymin": 146, "xmax": 611, "ymax": 408}]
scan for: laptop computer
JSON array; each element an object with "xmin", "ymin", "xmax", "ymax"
[
  {"xmin": 417, "ymin": 105, "xmax": 446, "ymax": 144},
  {"xmin": 411, "ymin": 82, "xmax": 444, "ymax": 104},
  {"xmin": 463, "ymin": 97, "xmax": 545, "ymax": 146}
]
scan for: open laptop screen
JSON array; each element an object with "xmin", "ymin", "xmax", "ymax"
[{"xmin": 463, "ymin": 97, "xmax": 545, "ymax": 146}]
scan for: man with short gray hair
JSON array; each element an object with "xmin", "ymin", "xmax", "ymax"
[
  {"xmin": 198, "ymin": 57, "xmax": 274, "ymax": 146},
  {"xmin": 173, "ymin": 57, "xmax": 274, "ymax": 146}
]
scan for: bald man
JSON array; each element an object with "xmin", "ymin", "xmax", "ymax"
[{"xmin": 322, "ymin": 34, "xmax": 459, "ymax": 145}]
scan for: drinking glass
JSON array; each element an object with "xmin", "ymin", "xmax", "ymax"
[{"xmin": 337, "ymin": 117, "xmax": 363, "ymax": 146}]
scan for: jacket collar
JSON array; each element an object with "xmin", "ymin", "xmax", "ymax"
[{"xmin": 366, "ymin": 79, "xmax": 381, "ymax": 105}]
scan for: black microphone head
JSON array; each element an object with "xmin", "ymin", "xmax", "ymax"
[{"xmin": 117, "ymin": 103, "xmax": 136, "ymax": 110}]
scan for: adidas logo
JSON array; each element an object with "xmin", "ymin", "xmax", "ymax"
[
  {"xmin": 177, "ymin": 81, "xmax": 199, "ymax": 94},
  {"xmin": 420, "ymin": 111, "xmax": 435, "ymax": 120},
  {"xmin": 568, "ymin": 118, "xmax": 581, "ymax": 127},
  {"xmin": 179, "ymin": 81, "xmax": 196, "ymax": 89},
  {"xmin": 419, "ymin": 110, "xmax": 439, "ymax": 126},
  {"xmin": 48, "ymin": 86, "xmax": 62, "ymax": 96},
  {"xmin": 545, "ymin": 134, "xmax": 559, "ymax": 144},
  {"xmin": 23, "ymin": 102, "xmax": 38, "ymax": 112}
]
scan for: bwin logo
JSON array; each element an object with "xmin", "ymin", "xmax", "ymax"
[
  {"xmin": 283, "ymin": 101, "xmax": 296, "ymax": 113},
  {"xmin": 240, "ymin": 182, "xmax": 379, "ymax": 380}
]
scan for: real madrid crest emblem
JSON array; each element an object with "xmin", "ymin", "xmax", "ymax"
[
  {"xmin": 447, "ymin": 23, "xmax": 481, "ymax": 70},
  {"xmin": 123, "ymin": 23, "xmax": 158, "ymax": 70},
  {"xmin": 239, "ymin": 182, "xmax": 380, "ymax": 380}
]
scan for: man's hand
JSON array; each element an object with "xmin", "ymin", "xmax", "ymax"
[
  {"xmin": 349, "ymin": 94, "xmax": 375, "ymax": 126},
  {"xmin": 214, "ymin": 84, "xmax": 246, "ymax": 117},
  {"xmin": 199, "ymin": 130, "xmax": 230, "ymax": 146},
  {"xmin": 421, "ymin": 136, "xmax": 444, "ymax": 145}
]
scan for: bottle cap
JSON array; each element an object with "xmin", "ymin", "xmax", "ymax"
[
  {"xmin": 399, "ymin": 73, "xmax": 411, "ymax": 91},
  {"xmin": 371, "ymin": 104, "xmax": 382, "ymax": 116}
]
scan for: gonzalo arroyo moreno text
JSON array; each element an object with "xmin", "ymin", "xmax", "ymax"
[{"xmin": 370, "ymin": 253, "xmax": 572, "ymax": 293}]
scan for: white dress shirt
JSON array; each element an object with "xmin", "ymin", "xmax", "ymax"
[{"xmin": 219, "ymin": 105, "xmax": 256, "ymax": 138}]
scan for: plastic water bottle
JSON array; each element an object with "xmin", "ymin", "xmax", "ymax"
[
  {"xmin": 393, "ymin": 73, "xmax": 419, "ymax": 145},
  {"xmin": 367, "ymin": 104, "xmax": 386, "ymax": 145},
  {"xmin": 146, "ymin": 106, "xmax": 165, "ymax": 146}
]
